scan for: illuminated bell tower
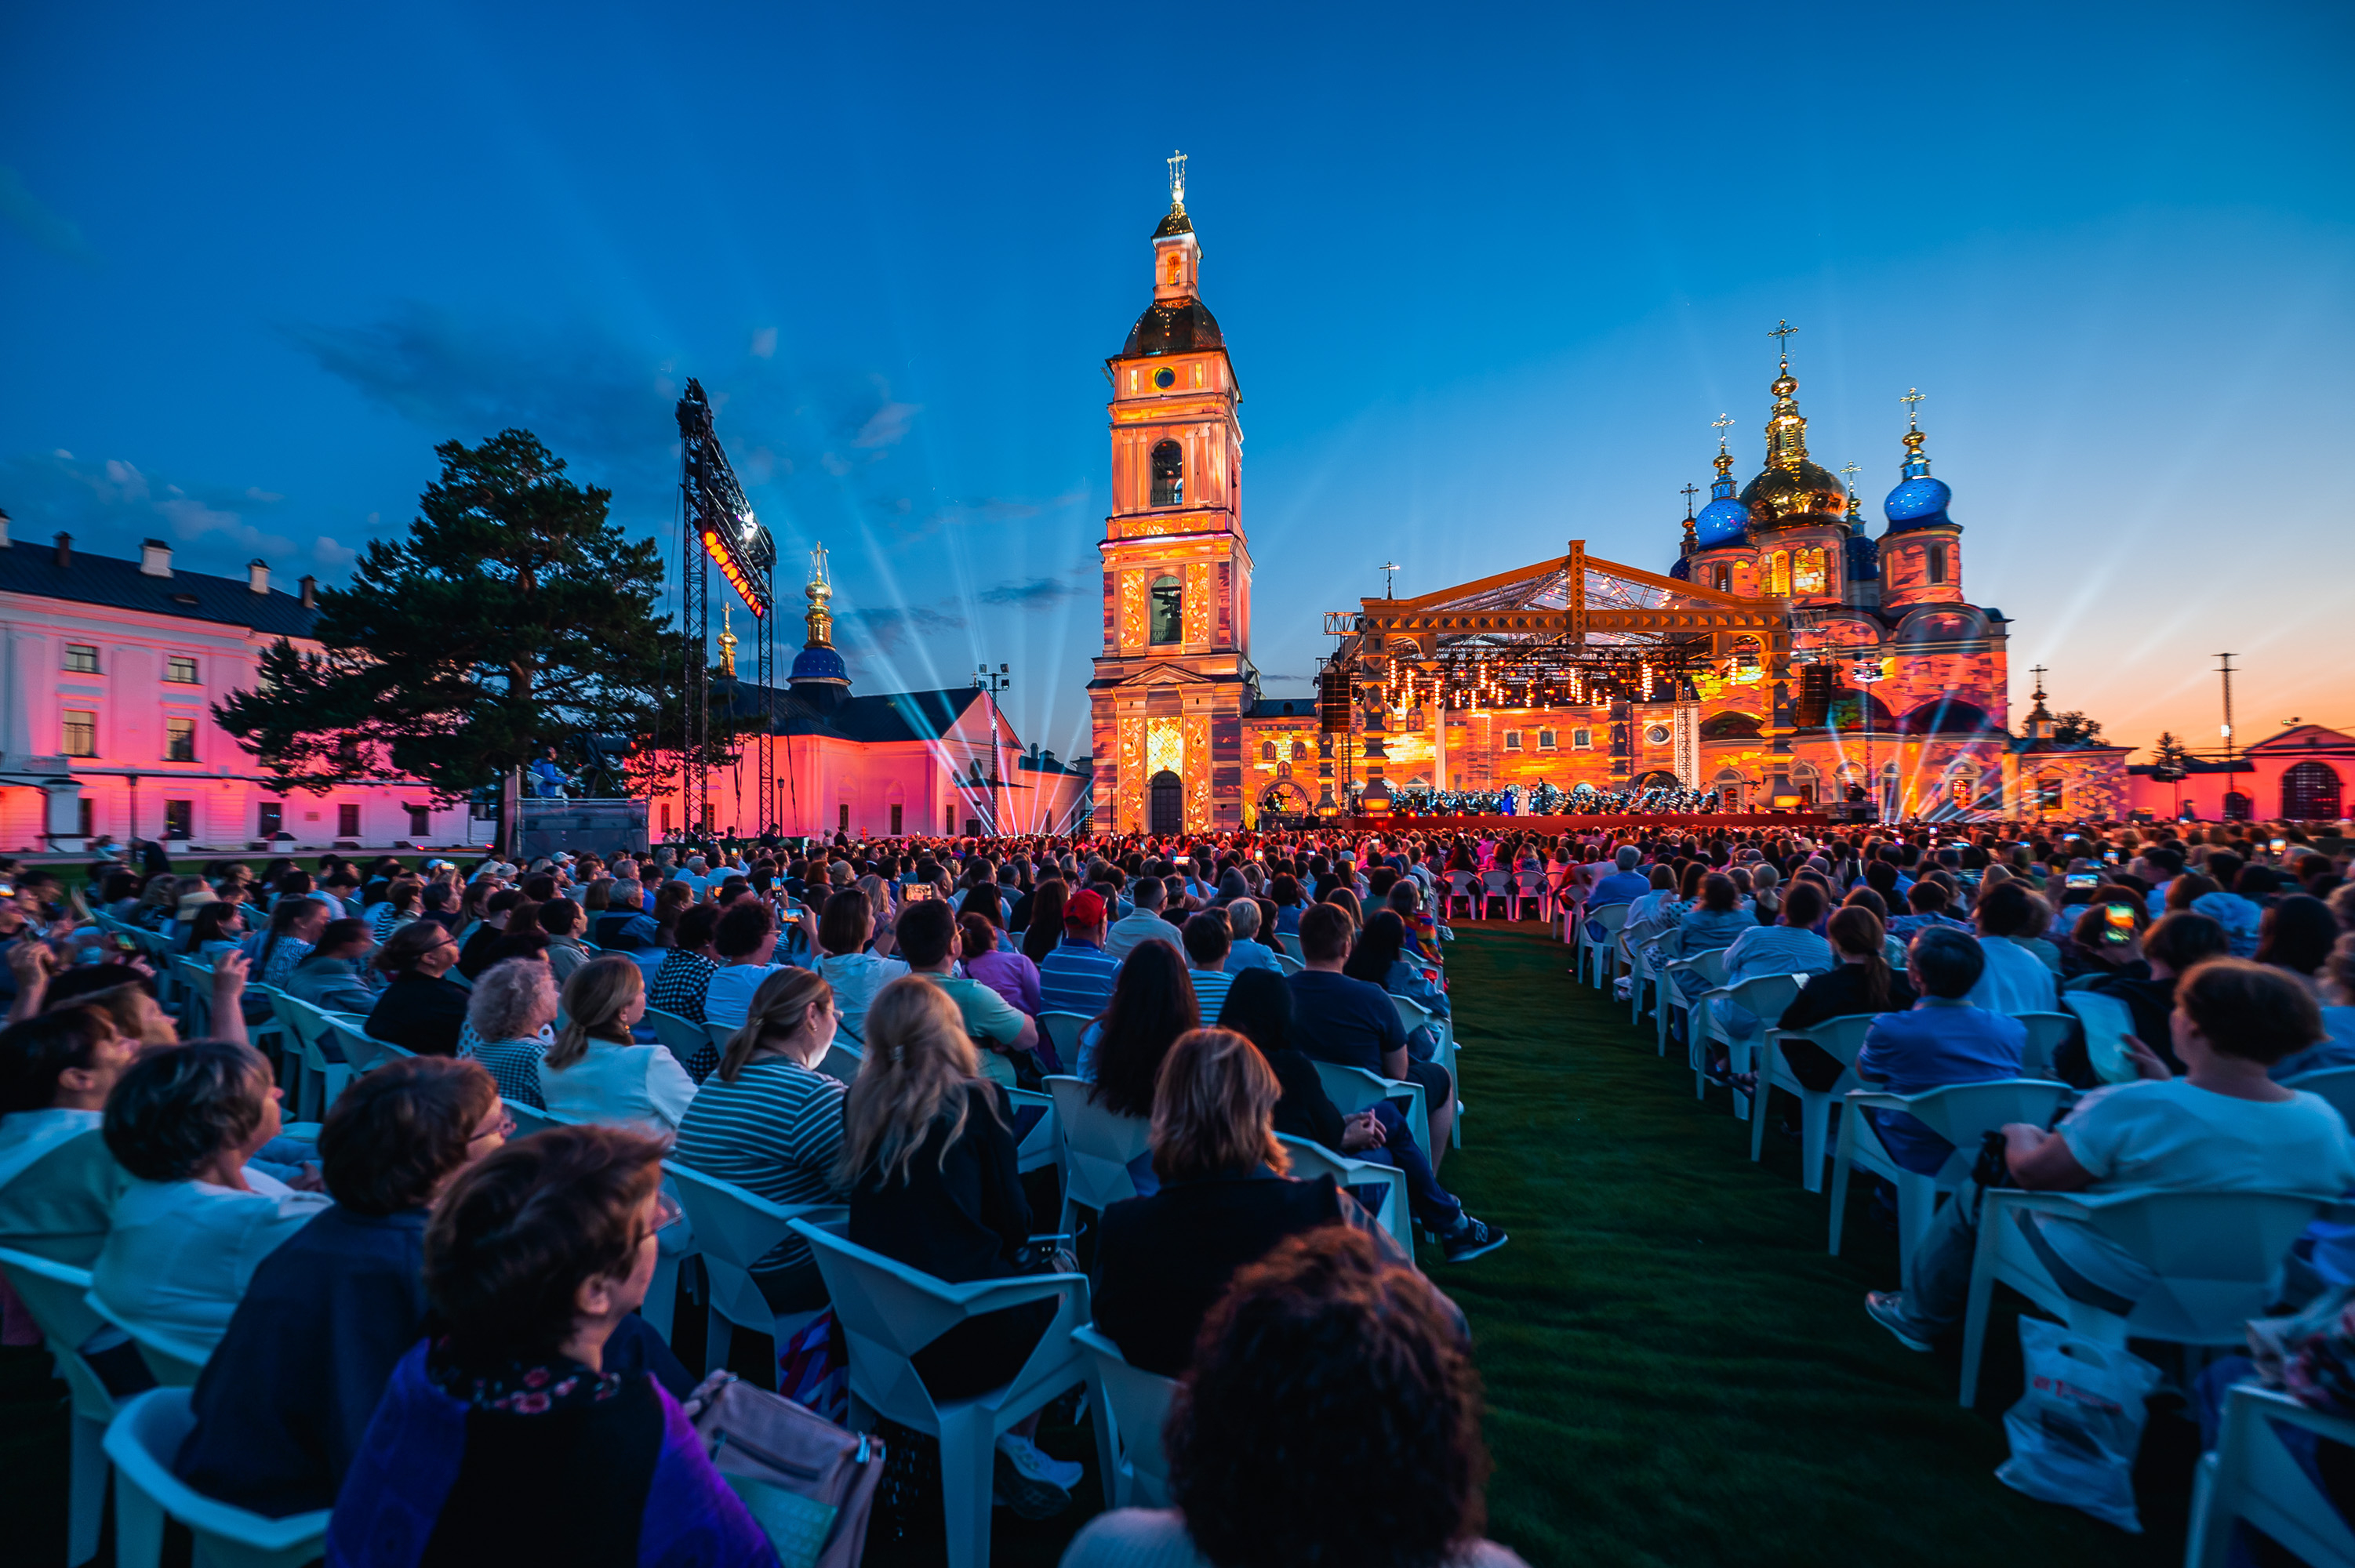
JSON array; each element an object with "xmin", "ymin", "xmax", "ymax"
[{"xmin": 1088, "ymin": 151, "xmax": 1254, "ymax": 835}]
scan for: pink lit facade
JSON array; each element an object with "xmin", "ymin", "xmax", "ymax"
[{"xmin": 0, "ymin": 532, "xmax": 479, "ymax": 854}]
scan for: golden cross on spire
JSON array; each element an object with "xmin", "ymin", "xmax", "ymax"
[
  {"xmin": 1711, "ymin": 412, "xmax": 1735, "ymax": 450},
  {"xmin": 1680, "ymin": 483, "xmax": 1700, "ymax": 516},
  {"xmin": 1768, "ymin": 319, "xmax": 1797, "ymax": 363},
  {"xmin": 1167, "ymin": 150, "xmax": 1187, "ymax": 212},
  {"xmin": 808, "ymin": 540, "xmax": 830, "ymax": 586},
  {"xmin": 1840, "ymin": 461, "xmax": 1859, "ymax": 488},
  {"xmin": 1901, "ymin": 387, "xmax": 1924, "ymax": 429}
]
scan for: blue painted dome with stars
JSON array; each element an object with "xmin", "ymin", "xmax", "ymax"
[
  {"xmin": 790, "ymin": 643, "xmax": 849, "ymax": 685},
  {"xmin": 1694, "ymin": 495, "xmax": 1751, "ymax": 549},
  {"xmin": 1883, "ymin": 474, "xmax": 1953, "ymax": 533}
]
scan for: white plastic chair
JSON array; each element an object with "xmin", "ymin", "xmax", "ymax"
[
  {"xmin": 2188, "ymin": 1379, "xmax": 2355, "ymax": 1568},
  {"xmin": 1960, "ymin": 1185, "xmax": 2332, "ymax": 1407},
  {"xmin": 174, "ymin": 956, "xmax": 216, "ymax": 1040},
  {"xmin": 645, "ymin": 1006, "xmax": 710, "ymax": 1076},
  {"xmin": 1276, "ymin": 1134, "xmax": 1411, "ymax": 1250},
  {"xmin": 1510, "ymin": 870, "xmax": 1550, "ymax": 921},
  {"xmin": 1273, "ymin": 952, "xmax": 1304, "ymax": 976},
  {"xmin": 1657, "ymin": 948, "xmax": 1728, "ymax": 1058},
  {"xmin": 269, "ymin": 995, "xmax": 351, "ymax": 1123},
  {"xmin": 2281, "ymin": 1066, "xmax": 2355, "ymax": 1127},
  {"xmin": 1035, "ymin": 1011, "xmax": 1091, "ymax": 1073},
  {"xmin": 1274, "ymin": 931, "xmax": 1306, "ymax": 963},
  {"xmin": 104, "ymin": 1387, "xmax": 330, "ymax": 1568},
  {"xmin": 82, "ymin": 1290, "xmax": 210, "ymax": 1387},
  {"xmin": 505, "ymin": 1102, "xmax": 569, "ymax": 1137},
  {"xmin": 788, "ymin": 1219, "xmax": 1092, "ymax": 1568},
  {"xmin": 816, "ymin": 1038, "xmax": 866, "ymax": 1085},
  {"xmin": 665, "ymin": 1160, "xmax": 845, "ymax": 1379},
  {"xmin": 1752, "ymin": 1013, "xmax": 1879, "ymax": 1189},
  {"xmin": 1390, "ymin": 993, "xmax": 1461, "ymax": 1149},
  {"xmin": 0, "ymin": 1247, "xmax": 114, "ymax": 1565},
  {"xmin": 1444, "ymin": 870, "xmax": 1479, "ymax": 920},
  {"xmin": 1310, "ymin": 1059, "xmax": 1433, "ymax": 1156},
  {"xmin": 1005, "ymin": 1086, "xmax": 1059, "ymax": 1175},
  {"xmin": 1479, "ymin": 869, "xmax": 1511, "ymax": 920},
  {"xmin": 1072, "ymin": 1323, "xmax": 1179, "ymax": 1508},
  {"xmin": 1577, "ymin": 903, "xmax": 1628, "ymax": 990},
  {"xmin": 2008, "ymin": 1011, "xmax": 2074, "ymax": 1079},
  {"xmin": 325, "ymin": 1019, "xmax": 410, "ymax": 1076},
  {"xmin": 1698, "ymin": 974, "xmax": 1804, "ymax": 1122},
  {"xmin": 1045, "ymin": 1075, "xmax": 1151, "ymax": 1236},
  {"xmin": 1826, "ymin": 1077, "xmax": 2074, "ymax": 1273}
]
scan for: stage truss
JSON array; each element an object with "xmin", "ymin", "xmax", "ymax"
[
  {"xmin": 1323, "ymin": 540, "xmax": 1794, "ymax": 714},
  {"xmin": 675, "ymin": 379, "xmax": 776, "ymax": 835}
]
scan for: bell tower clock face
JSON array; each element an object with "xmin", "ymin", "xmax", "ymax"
[{"xmin": 1152, "ymin": 366, "xmax": 1176, "ymax": 390}]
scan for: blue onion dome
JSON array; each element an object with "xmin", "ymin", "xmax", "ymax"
[
  {"xmin": 790, "ymin": 643, "xmax": 848, "ymax": 684},
  {"xmin": 1883, "ymin": 414, "xmax": 1956, "ymax": 533},
  {"xmin": 1694, "ymin": 495, "xmax": 1752, "ymax": 549},
  {"xmin": 1669, "ymin": 554, "xmax": 1692, "ymax": 581}
]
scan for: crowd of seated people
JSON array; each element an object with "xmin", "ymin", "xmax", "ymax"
[{"xmin": 0, "ymin": 817, "xmax": 2334, "ymax": 1563}]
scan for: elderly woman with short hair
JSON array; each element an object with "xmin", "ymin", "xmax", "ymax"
[{"xmin": 462, "ymin": 959, "xmax": 561, "ymax": 1109}]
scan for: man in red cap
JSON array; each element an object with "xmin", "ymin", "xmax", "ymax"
[{"xmin": 1038, "ymin": 887, "xmax": 1121, "ymax": 1020}]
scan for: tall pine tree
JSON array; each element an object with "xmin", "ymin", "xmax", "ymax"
[{"xmin": 216, "ymin": 430, "xmax": 669, "ymax": 829}]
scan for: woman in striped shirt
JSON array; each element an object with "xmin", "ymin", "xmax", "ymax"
[{"xmin": 671, "ymin": 967, "xmax": 849, "ymax": 1313}]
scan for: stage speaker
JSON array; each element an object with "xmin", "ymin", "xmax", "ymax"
[
  {"xmin": 1795, "ymin": 664, "xmax": 1833, "ymax": 728},
  {"xmin": 1319, "ymin": 670, "xmax": 1354, "ymax": 734}
]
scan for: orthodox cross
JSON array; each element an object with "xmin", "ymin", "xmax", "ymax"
[
  {"xmin": 1167, "ymin": 150, "xmax": 1187, "ymax": 210},
  {"xmin": 1901, "ymin": 387, "xmax": 1925, "ymax": 429},
  {"xmin": 1768, "ymin": 319, "xmax": 1797, "ymax": 361},
  {"xmin": 2029, "ymin": 662, "xmax": 2049, "ymax": 699},
  {"xmin": 1840, "ymin": 461, "xmax": 1859, "ymax": 492},
  {"xmin": 1380, "ymin": 561, "xmax": 1401, "ymax": 598},
  {"xmin": 1679, "ymin": 483, "xmax": 1699, "ymax": 517},
  {"xmin": 1711, "ymin": 412, "xmax": 1735, "ymax": 453},
  {"xmin": 809, "ymin": 540, "xmax": 830, "ymax": 585}
]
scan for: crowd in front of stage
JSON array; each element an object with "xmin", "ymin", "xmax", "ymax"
[{"xmin": 0, "ymin": 810, "xmax": 2346, "ymax": 1564}]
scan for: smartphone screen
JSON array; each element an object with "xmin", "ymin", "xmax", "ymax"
[{"xmin": 2065, "ymin": 873, "xmax": 2099, "ymax": 890}]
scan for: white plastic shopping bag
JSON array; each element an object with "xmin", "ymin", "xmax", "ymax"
[{"xmin": 1993, "ymin": 1316, "xmax": 2161, "ymax": 1531}]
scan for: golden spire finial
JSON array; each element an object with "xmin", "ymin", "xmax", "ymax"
[
  {"xmin": 1711, "ymin": 414, "xmax": 1735, "ymax": 481},
  {"xmin": 1899, "ymin": 390, "xmax": 1932, "ymax": 477},
  {"xmin": 717, "ymin": 603, "xmax": 740, "ymax": 678},
  {"xmin": 1167, "ymin": 150, "xmax": 1187, "ymax": 215},
  {"xmin": 1764, "ymin": 321, "xmax": 1808, "ymax": 474},
  {"xmin": 803, "ymin": 541, "xmax": 834, "ymax": 647}
]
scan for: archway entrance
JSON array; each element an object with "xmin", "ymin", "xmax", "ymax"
[
  {"xmin": 1149, "ymin": 770, "xmax": 1183, "ymax": 835},
  {"xmin": 2284, "ymin": 761, "xmax": 2342, "ymax": 821}
]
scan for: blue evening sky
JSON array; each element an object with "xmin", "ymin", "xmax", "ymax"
[{"xmin": 3, "ymin": 2, "xmax": 2350, "ymax": 764}]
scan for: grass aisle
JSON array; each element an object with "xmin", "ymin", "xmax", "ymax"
[{"xmin": 1430, "ymin": 924, "xmax": 2184, "ymax": 1567}]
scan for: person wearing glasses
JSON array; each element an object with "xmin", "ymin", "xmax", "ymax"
[
  {"xmin": 329, "ymin": 1126, "xmax": 754, "ymax": 1564},
  {"xmin": 180, "ymin": 1058, "xmax": 689, "ymax": 1518},
  {"xmin": 365, "ymin": 920, "xmax": 474, "ymax": 1058}
]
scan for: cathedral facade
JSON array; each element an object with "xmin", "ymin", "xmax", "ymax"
[{"xmin": 1090, "ymin": 167, "xmax": 2131, "ymax": 833}]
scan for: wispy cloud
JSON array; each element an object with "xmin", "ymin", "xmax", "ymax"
[
  {"xmin": 749, "ymin": 327, "xmax": 777, "ymax": 359},
  {"xmin": 0, "ymin": 450, "xmax": 301, "ymax": 566},
  {"xmin": 977, "ymin": 574, "xmax": 1088, "ymax": 608},
  {"xmin": 836, "ymin": 605, "xmax": 966, "ymax": 655},
  {"xmin": 852, "ymin": 398, "xmax": 920, "ymax": 449},
  {"xmin": 0, "ymin": 166, "xmax": 100, "ymax": 267}
]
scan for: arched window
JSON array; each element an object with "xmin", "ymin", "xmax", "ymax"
[
  {"xmin": 1793, "ymin": 547, "xmax": 1827, "ymax": 595},
  {"xmin": 1925, "ymin": 543, "xmax": 1949, "ymax": 586},
  {"xmin": 2284, "ymin": 761, "xmax": 2342, "ymax": 820},
  {"xmin": 1150, "ymin": 439, "xmax": 1184, "ymax": 507},
  {"xmin": 1767, "ymin": 551, "xmax": 1791, "ymax": 596},
  {"xmin": 1149, "ymin": 575, "xmax": 1183, "ymax": 644},
  {"xmin": 1290, "ymin": 738, "xmax": 1308, "ymax": 760},
  {"xmin": 1260, "ymin": 740, "xmax": 1277, "ymax": 761},
  {"xmin": 1711, "ymin": 564, "xmax": 1732, "ymax": 593}
]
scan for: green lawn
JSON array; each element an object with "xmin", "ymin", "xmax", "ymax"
[
  {"xmin": 0, "ymin": 924, "xmax": 2196, "ymax": 1566},
  {"xmin": 1431, "ymin": 923, "xmax": 2190, "ymax": 1566}
]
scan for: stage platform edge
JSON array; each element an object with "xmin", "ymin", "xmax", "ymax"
[{"xmin": 1336, "ymin": 812, "xmax": 1839, "ymax": 832}]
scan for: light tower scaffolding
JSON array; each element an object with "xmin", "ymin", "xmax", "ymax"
[{"xmin": 675, "ymin": 379, "xmax": 776, "ymax": 836}]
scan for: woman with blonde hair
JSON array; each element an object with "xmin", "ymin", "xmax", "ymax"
[
  {"xmin": 672, "ymin": 967, "xmax": 851, "ymax": 1312},
  {"xmin": 842, "ymin": 975, "xmax": 1081, "ymax": 1515},
  {"xmin": 1090, "ymin": 1027, "xmax": 1367, "ymax": 1375},
  {"xmin": 536, "ymin": 955, "xmax": 692, "ymax": 1133}
]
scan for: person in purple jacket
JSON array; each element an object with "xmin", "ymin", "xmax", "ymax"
[{"xmin": 328, "ymin": 1124, "xmax": 776, "ymax": 1568}]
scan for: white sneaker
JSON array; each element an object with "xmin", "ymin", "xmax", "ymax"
[{"xmin": 992, "ymin": 1433, "xmax": 1079, "ymax": 1517}]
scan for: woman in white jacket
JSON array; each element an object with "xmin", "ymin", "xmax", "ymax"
[{"xmin": 537, "ymin": 955, "xmax": 695, "ymax": 1134}]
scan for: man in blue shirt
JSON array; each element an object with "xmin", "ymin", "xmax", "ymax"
[
  {"xmin": 1285, "ymin": 904, "xmax": 1504, "ymax": 1264},
  {"xmin": 1583, "ymin": 845, "xmax": 1651, "ymax": 938},
  {"xmin": 1853, "ymin": 927, "xmax": 2026, "ymax": 1176},
  {"xmin": 1038, "ymin": 889, "xmax": 1122, "ymax": 1019}
]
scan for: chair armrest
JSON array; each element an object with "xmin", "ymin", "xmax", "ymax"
[
  {"xmin": 940, "ymin": 1269, "xmax": 1092, "ymax": 1312},
  {"xmin": 2223, "ymin": 1380, "xmax": 2355, "ymax": 1447},
  {"xmin": 1839, "ymin": 1089, "xmax": 1911, "ymax": 1112}
]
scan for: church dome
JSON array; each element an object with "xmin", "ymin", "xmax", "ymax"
[
  {"xmin": 1883, "ymin": 474, "xmax": 1954, "ymax": 532},
  {"xmin": 1739, "ymin": 461, "xmax": 1850, "ymax": 526},
  {"xmin": 1122, "ymin": 299, "xmax": 1223, "ymax": 358},
  {"xmin": 790, "ymin": 644, "xmax": 848, "ymax": 685},
  {"xmin": 1693, "ymin": 495, "xmax": 1753, "ymax": 550}
]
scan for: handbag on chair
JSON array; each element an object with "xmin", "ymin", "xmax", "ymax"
[{"xmin": 687, "ymin": 1370, "xmax": 887, "ymax": 1568}]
